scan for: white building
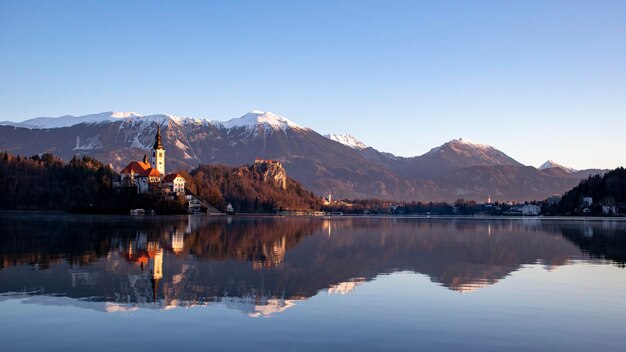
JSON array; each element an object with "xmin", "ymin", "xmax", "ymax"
[
  {"xmin": 162, "ymin": 173, "xmax": 186, "ymax": 195},
  {"xmin": 521, "ymin": 204, "xmax": 541, "ymax": 216},
  {"xmin": 546, "ymin": 195, "xmax": 562, "ymax": 205},
  {"xmin": 602, "ymin": 205, "xmax": 617, "ymax": 216}
]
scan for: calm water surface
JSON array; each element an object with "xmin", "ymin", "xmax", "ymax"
[{"xmin": 1, "ymin": 214, "xmax": 625, "ymax": 351}]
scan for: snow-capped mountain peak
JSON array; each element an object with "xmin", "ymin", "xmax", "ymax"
[
  {"xmin": 219, "ymin": 110, "xmax": 304, "ymax": 131},
  {"xmin": 539, "ymin": 160, "xmax": 577, "ymax": 173},
  {"xmin": 1, "ymin": 111, "xmax": 145, "ymax": 129},
  {"xmin": 426, "ymin": 138, "xmax": 494, "ymax": 155},
  {"xmin": 109, "ymin": 111, "xmax": 143, "ymax": 119},
  {"xmin": 450, "ymin": 138, "xmax": 492, "ymax": 150},
  {"xmin": 325, "ymin": 133, "xmax": 367, "ymax": 149},
  {"xmin": 0, "ymin": 109, "xmax": 307, "ymax": 132}
]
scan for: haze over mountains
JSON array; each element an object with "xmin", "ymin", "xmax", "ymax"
[{"xmin": 0, "ymin": 111, "xmax": 606, "ymax": 202}]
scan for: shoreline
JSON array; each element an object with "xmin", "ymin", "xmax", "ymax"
[{"xmin": 2, "ymin": 210, "xmax": 625, "ymax": 222}]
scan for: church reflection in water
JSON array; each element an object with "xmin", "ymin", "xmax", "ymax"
[{"xmin": 1, "ymin": 214, "xmax": 625, "ymax": 316}]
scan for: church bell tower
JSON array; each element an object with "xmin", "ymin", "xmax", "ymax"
[{"xmin": 151, "ymin": 125, "xmax": 165, "ymax": 175}]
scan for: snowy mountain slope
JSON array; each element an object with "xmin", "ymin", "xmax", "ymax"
[
  {"xmin": 217, "ymin": 110, "xmax": 305, "ymax": 132},
  {"xmin": 538, "ymin": 160, "xmax": 577, "ymax": 173},
  {"xmin": 0, "ymin": 109, "xmax": 306, "ymax": 132},
  {"xmin": 0, "ymin": 112, "xmax": 143, "ymax": 129},
  {"xmin": 325, "ymin": 133, "xmax": 367, "ymax": 149}
]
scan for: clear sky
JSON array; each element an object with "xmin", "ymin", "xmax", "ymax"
[{"xmin": 1, "ymin": 0, "xmax": 625, "ymax": 169}]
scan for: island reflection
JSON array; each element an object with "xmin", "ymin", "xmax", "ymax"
[{"xmin": 1, "ymin": 214, "xmax": 625, "ymax": 316}]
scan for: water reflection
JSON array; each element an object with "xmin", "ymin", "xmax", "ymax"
[{"xmin": 1, "ymin": 214, "xmax": 625, "ymax": 316}]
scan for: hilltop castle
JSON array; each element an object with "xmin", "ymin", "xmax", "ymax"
[
  {"xmin": 118, "ymin": 126, "xmax": 186, "ymax": 195},
  {"xmin": 250, "ymin": 158, "xmax": 287, "ymax": 190}
]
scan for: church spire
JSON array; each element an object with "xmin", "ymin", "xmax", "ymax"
[
  {"xmin": 153, "ymin": 125, "xmax": 163, "ymax": 150},
  {"xmin": 151, "ymin": 125, "xmax": 166, "ymax": 175}
]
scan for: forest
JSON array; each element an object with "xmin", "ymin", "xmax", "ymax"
[
  {"xmin": 181, "ymin": 163, "xmax": 322, "ymax": 213},
  {"xmin": 1, "ymin": 151, "xmax": 113, "ymax": 211},
  {"xmin": 0, "ymin": 151, "xmax": 321, "ymax": 214},
  {"xmin": 0, "ymin": 151, "xmax": 186, "ymax": 213},
  {"xmin": 553, "ymin": 167, "xmax": 626, "ymax": 215}
]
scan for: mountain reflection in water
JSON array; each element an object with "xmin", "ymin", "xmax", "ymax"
[{"xmin": 0, "ymin": 214, "xmax": 625, "ymax": 316}]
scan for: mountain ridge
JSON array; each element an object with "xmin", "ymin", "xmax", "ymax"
[{"xmin": 0, "ymin": 110, "xmax": 607, "ymax": 202}]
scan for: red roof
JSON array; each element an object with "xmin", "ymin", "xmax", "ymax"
[
  {"xmin": 163, "ymin": 173, "xmax": 185, "ymax": 182},
  {"xmin": 120, "ymin": 161, "xmax": 151, "ymax": 174},
  {"xmin": 140, "ymin": 168, "xmax": 162, "ymax": 177}
]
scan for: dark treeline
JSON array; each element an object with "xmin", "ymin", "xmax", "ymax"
[
  {"xmin": 0, "ymin": 151, "xmax": 185, "ymax": 213},
  {"xmin": 329, "ymin": 168, "xmax": 626, "ymax": 216},
  {"xmin": 181, "ymin": 164, "xmax": 322, "ymax": 213},
  {"xmin": 323, "ymin": 198, "xmax": 531, "ymax": 215},
  {"xmin": 551, "ymin": 167, "xmax": 626, "ymax": 215},
  {"xmin": 0, "ymin": 151, "xmax": 113, "ymax": 211}
]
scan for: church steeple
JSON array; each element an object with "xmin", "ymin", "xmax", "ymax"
[
  {"xmin": 151, "ymin": 125, "xmax": 165, "ymax": 175},
  {"xmin": 153, "ymin": 125, "xmax": 163, "ymax": 150}
]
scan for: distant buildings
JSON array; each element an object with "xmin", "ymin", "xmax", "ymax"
[
  {"xmin": 186, "ymin": 194, "xmax": 205, "ymax": 213},
  {"xmin": 503, "ymin": 203, "xmax": 541, "ymax": 216},
  {"xmin": 546, "ymin": 195, "xmax": 562, "ymax": 205},
  {"xmin": 116, "ymin": 126, "xmax": 185, "ymax": 195},
  {"xmin": 603, "ymin": 205, "xmax": 618, "ymax": 216},
  {"xmin": 521, "ymin": 204, "xmax": 541, "ymax": 216},
  {"xmin": 577, "ymin": 197, "xmax": 594, "ymax": 214}
]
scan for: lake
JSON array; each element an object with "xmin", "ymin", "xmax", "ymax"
[{"xmin": 1, "ymin": 213, "xmax": 625, "ymax": 351}]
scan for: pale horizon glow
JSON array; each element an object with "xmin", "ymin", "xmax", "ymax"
[{"xmin": 0, "ymin": 0, "xmax": 625, "ymax": 170}]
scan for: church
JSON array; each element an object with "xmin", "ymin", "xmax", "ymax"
[{"xmin": 118, "ymin": 126, "xmax": 186, "ymax": 195}]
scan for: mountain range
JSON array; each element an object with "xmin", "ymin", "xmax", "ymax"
[{"xmin": 0, "ymin": 110, "xmax": 607, "ymax": 202}]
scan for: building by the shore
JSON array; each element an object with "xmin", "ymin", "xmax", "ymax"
[{"xmin": 116, "ymin": 126, "xmax": 185, "ymax": 195}]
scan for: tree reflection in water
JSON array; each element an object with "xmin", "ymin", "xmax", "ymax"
[{"xmin": 1, "ymin": 214, "xmax": 625, "ymax": 315}]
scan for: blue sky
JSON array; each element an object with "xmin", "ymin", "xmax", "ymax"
[{"xmin": 1, "ymin": 0, "xmax": 625, "ymax": 169}]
